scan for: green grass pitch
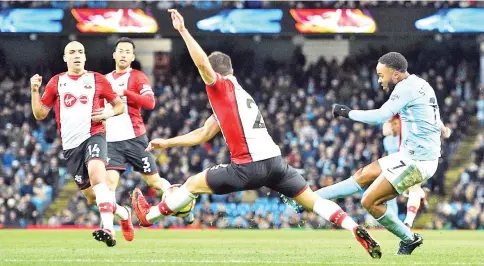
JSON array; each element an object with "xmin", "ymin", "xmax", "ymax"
[{"xmin": 0, "ymin": 229, "xmax": 482, "ymax": 265}]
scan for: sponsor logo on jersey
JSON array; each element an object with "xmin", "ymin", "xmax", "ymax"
[
  {"xmin": 64, "ymin": 93, "xmax": 89, "ymax": 107},
  {"xmin": 79, "ymin": 95, "xmax": 89, "ymax": 104},
  {"xmin": 64, "ymin": 93, "xmax": 78, "ymax": 108}
]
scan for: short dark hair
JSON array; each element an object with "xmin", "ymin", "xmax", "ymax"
[
  {"xmin": 115, "ymin": 37, "xmax": 135, "ymax": 51},
  {"xmin": 208, "ymin": 51, "xmax": 233, "ymax": 75},
  {"xmin": 378, "ymin": 52, "xmax": 408, "ymax": 72}
]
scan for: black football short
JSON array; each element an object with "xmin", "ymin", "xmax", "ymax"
[
  {"xmin": 206, "ymin": 156, "xmax": 309, "ymax": 198},
  {"xmin": 63, "ymin": 134, "xmax": 107, "ymax": 190},
  {"xmin": 106, "ymin": 134, "xmax": 158, "ymax": 175}
]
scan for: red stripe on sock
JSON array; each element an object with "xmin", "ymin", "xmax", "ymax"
[
  {"xmin": 158, "ymin": 201, "xmax": 173, "ymax": 216},
  {"xmin": 407, "ymin": 206, "xmax": 418, "ymax": 214},
  {"xmin": 98, "ymin": 202, "xmax": 114, "ymax": 213},
  {"xmin": 329, "ymin": 209, "xmax": 347, "ymax": 226}
]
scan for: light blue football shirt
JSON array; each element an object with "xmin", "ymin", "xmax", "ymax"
[{"xmin": 349, "ymin": 74, "xmax": 441, "ymax": 160}]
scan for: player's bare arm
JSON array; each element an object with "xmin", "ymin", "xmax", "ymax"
[
  {"xmin": 168, "ymin": 9, "xmax": 216, "ymax": 85},
  {"xmin": 30, "ymin": 74, "xmax": 50, "ymax": 120},
  {"xmin": 91, "ymin": 97, "xmax": 124, "ymax": 122},
  {"xmin": 122, "ymin": 75, "xmax": 156, "ymax": 110},
  {"xmin": 146, "ymin": 115, "xmax": 220, "ymax": 151}
]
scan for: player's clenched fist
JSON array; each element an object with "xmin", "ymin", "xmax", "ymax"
[
  {"xmin": 168, "ymin": 9, "xmax": 186, "ymax": 32},
  {"xmin": 332, "ymin": 104, "xmax": 352, "ymax": 119},
  {"xmin": 146, "ymin": 138, "xmax": 170, "ymax": 152},
  {"xmin": 30, "ymin": 74, "xmax": 42, "ymax": 92}
]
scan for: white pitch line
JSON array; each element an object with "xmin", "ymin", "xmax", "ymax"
[{"xmin": 1, "ymin": 259, "xmax": 480, "ymax": 265}]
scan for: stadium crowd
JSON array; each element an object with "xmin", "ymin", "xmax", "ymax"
[
  {"xmin": 433, "ymin": 132, "xmax": 484, "ymax": 230},
  {"xmin": 0, "ymin": 40, "xmax": 481, "ymax": 229}
]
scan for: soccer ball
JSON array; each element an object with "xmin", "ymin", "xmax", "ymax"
[{"xmin": 162, "ymin": 184, "xmax": 196, "ymax": 217}]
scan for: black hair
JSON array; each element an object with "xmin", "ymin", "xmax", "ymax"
[
  {"xmin": 114, "ymin": 37, "xmax": 135, "ymax": 51},
  {"xmin": 378, "ymin": 52, "xmax": 408, "ymax": 72}
]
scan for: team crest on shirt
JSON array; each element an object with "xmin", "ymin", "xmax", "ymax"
[{"xmin": 83, "ymin": 77, "xmax": 92, "ymax": 89}]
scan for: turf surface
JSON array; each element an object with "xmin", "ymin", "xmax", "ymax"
[{"xmin": 0, "ymin": 229, "xmax": 482, "ymax": 265}]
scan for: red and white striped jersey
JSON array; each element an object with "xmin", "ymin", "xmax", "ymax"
[
  {"xmin": 41, "ymin": 71, "xmax": 118, "ymax": 150},
  {"xmin": 105, "ymin": 68, "xmax": 154, "ymax": 142},
  {"xmin": 206, "ymin": 73, "xmax": 281, "ymax": 164}
]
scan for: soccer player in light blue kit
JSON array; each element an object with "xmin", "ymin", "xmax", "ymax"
[
  {"xmin": 285, "ymin": 52, "xmax": 442, "ymax": 255},
  {"xmin": 332, "ymin": 52, "xmax": 442, "ymax": 254}
]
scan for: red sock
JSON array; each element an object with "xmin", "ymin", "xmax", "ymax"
[
  {"xmin": 158, "ymin": 201, "xmax": 173, "ymax": 216},
  {"xmin": 407, "ymin": 206, "xmax": 418, "ymax": 214},
  {"xmin": 329, "ymin": 209, "xmax": 348, "ymax": 227}
]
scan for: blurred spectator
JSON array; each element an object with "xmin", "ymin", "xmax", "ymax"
[{"xmin": 433, "ymin": 133, "xmax": 484, "ymax": 229}]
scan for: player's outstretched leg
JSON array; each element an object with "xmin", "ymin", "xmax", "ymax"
[
  {"xmin": 361, "ymin": 175, "xmax": 422, "ymax": 255},
  {"xmin": 132, "ymin": 171, "xmax": 206, "ymax": 226},
  {"xmin": 88, "ymin": 160, "xmax": 116, "ymax": 247},
  {"xmin": 106, "ymin": 170, "xmax": 134, "ymax": 241},
  {"xmin": 294, "ymin": 187, "xmax": 382, "ymax": 259},
  {"xmin": 281, "ymin": 161, "xmax": 380, "ymax": 213}
]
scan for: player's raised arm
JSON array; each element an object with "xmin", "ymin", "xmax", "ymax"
[
  {"xmin": 31, "ymin": 74, "xmax": 54, "ymax": 120},
  {"xmin": 146, "ymin": 115, "xmax": 220, "ymax": 151},
  {"xmin": 168, "ymin": 9, "xmax": 216, "ymax": 85}
]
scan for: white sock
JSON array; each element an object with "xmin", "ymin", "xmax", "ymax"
[
  {"xmin": 146, "ymin": 184, "xmax": 197, "ymax": 222},
  {"xmin": 146, "ymin": 206, "xmax": 162, "ymax": 222},
  {"xmin": 93, "ymin": 183, "xmax": 114, "ymax": 233},
  {"xmin": 109, "ymin": 191, "xmax": 129, "ymax": 220},
  {"xmin": 404, "ymin": 191, "xmax": 421, "ymax": 226},
  {"xmin": 164, "ymin": 184, "xmax": 197, "ymax": 211},
  {"xmin": 313, "ymin": 198, "xmax": 357, "ymax": 232}
]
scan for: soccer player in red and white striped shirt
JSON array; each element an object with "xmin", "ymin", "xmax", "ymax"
[
  {"xmin": 103, "ymin": 37, "xmax": 172, "ymax": 241},
  {"xmin": 30, "ymin": 41, "xmax": 125, "ymax": 247},
  {"xmin": 132, "ymin": 9, "xmax": 382, "ymax": 259}
]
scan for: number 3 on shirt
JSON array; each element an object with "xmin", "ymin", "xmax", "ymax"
[{"xmin": 246, "ymin": 99, "xmax": 266, "ymax": 129}]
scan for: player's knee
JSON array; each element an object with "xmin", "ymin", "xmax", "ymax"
[
  {"xmin": 106, "ymin": 171, "xmax": 119, "ymax": 191},
  {"xmin": 361, "ymin": 194, "xmax": 374, "ymax": 211},
  {"xmin": 355, "ymin": 163, "xmax": 381, "ymax": 188},
  {"xmin": 353, "ymin": 168, "xmax": 369, "ymax": 187},
  {"xmin": 184, "ymin": 171, "xmax": 209, "ymax": 194},
  {"xmin": 184, "ymin": 176, "xmax": 200, "ymax": 194}
]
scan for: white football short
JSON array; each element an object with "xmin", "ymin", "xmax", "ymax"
[{"xmin": 378, "ymin": 151, "xmax": 438, "ymax": 194}]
